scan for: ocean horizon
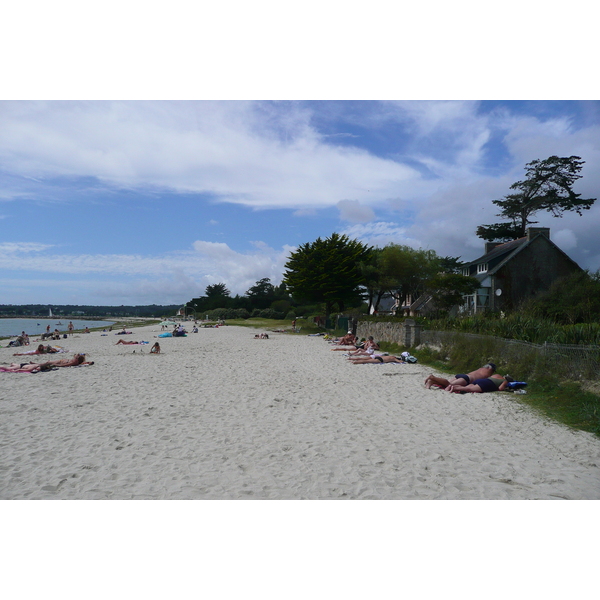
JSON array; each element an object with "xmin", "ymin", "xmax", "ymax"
[{"xmin": 0, "ymin": 318, "xmax": 115, "ymax": 339}]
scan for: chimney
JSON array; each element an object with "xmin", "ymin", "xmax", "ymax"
[
  {"xmin": 526, "ymin": 227, "xmax": 550, "ymax": 241},
  {"xmin": 485, "ymin": 242, "xmax": 502, "ymax": 253}
]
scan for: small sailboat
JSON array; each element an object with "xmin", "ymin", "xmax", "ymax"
[{"xmin": 49, "ymin": 308, "xmax": 53, "ymax": 318}]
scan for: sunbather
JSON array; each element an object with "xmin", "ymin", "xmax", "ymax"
[
  {"xmin": 350, "ymin": 355, "xmax": 406, "ymax": 365},
  {"xmin": 425, "ymin": 363, "xmax": 496, "ymax": 389},
  {"xmin": 448, "ymin": 374, "xmax": 513, "ymax": 393},
  {"xmin": 13, "ymin": 344, "xmax": 60, "ymax": 355},
  {"xmin": 347, "ymin": 336, "xmax": 380, "ymax": 356},
  {"xmin": 331, "ymin": 332, "xmax": 357, "ymax": 346},
  {"xmin": 0, "ymin": 362, "xmax": 43, "ymax": 373},
  {"xmin": 37, "ymin": 354, "xmax": 93, "ymax": 368}
]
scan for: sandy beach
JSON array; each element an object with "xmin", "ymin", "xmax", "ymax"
[{"xmin": 1, "ymin": 323, "xmax": 599, "ymax": 500}]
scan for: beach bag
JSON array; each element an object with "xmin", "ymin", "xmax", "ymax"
[{"xmin": 406, "ymin": 355, "xmax": 418, "ymax": 363}]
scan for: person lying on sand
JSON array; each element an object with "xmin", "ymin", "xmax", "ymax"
[
  {"xmin": 37, "ymin": 354, "xmax": 94, "ymax": 368},
  {"xmin": 448, "ymin": 374, "xmax": 513, "ymax": 393},
  {"xmin": 1, "ymin": 362, "xmax": 43, "ymax": 373},
  {"xmin": 115, "ymin": 339, "xmax": 142, "ymax": 345},
  {"xmin": 13, "ymin": 344, "xmax": 60, "ymax": 355},
  {"xmin": 425, "ymin": 363, "xmax": 496, "ymax": 389},
  {"xmin": 350, "ymin": 355, "xmax": 406, "ymax": 365}
]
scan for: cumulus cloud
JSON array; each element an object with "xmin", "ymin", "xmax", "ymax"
[
  {"xmin": 0, "ymin": 238, "xmax": 294, "ymax": 303},
  {"xmin": 0, "ymin": 101, "xmax": 423, "ymax": 210}
]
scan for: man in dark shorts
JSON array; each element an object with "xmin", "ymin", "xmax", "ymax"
[
  {"xmin": 425, "ymin": 363, "xmax": 496, "ymax": 390},
  {"xmin": 448, "ymin": 374, "xmax": 513, "ymax": 393}
]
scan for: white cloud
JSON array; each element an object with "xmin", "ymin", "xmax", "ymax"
[
  {"xmin": 552, "ymin": 229, "xmax": 578, "ymax": 251},
  {"xmin": 337, "ymin": 200, "xmax": 375, "ymax": 223},
  {"xmin": 341, "ymin": 222, "xmax": 424, "ymax": 249},
  {"xmin": 0, "ymin": 237, "xmax": 296, "ymax": 304},
  {"xmin": 0, "ymin": 101, "xmax": 422, "ymax": 210},
  {"xmin": 0, "ymin": 242, "xmax": 54, "ymax": 253}
]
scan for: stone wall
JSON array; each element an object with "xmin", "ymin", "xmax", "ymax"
[{"xmin": 356, "ymin": 319, "xmax": 422, "ymax": 348}]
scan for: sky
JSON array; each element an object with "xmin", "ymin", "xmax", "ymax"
[
  {"xmin": 1, "ymin": 4, "xmax": 599, "ymax": 307},
  {"xmin": 2, "ymin": 99, "xmax": 599, "ymax": 306}
]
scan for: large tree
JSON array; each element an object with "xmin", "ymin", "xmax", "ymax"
[
  {"xmin": 477, "ymin": 155, "xmax": 596, "ymax": 242},
  {"xmin": 378, "ymin": 244, "xmax": 441, "ymax": 309},
  {"xmin": 205, "ymin": 283, "xmax": 230, "ymax": 298},
  {"xmin": 283, "ymin": 233, "xmax": 373, "ymax": 317},
  {"xmin": 424, "ymin": 272, "xmax": 481, "ymax": 314},
  {"xmin": 245, "ymin": 277, "xmax": 276, "ymax": 310}
]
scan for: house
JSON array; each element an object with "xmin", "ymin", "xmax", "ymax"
[
  {"xmin": 369, "ymin": 292, "xmax": 398, "ymax": 315},
  {"xmin": 460, "ymin": 227, "xmax": 582, "ymax": 313}
]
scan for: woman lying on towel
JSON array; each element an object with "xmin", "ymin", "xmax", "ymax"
[
  {"xmin": 13, "ymin": 344, "xmax": 62, "ymax": 356},
  {"xmin": 350, "ymin": 355, "xmax": 406, "ymax": 365},
  {"xmin": 2, "ymin": 354, "xmax": 93, "ymax": 372},
  {"xmin": 1, "ymin": 362, "xmax": 44, "ymax": 373}
]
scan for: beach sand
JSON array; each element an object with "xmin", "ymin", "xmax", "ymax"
[{"xmin": 1, "ymin": 324, "xmax": 599, "ymax": 500}]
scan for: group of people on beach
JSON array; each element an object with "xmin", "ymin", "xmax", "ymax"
[
  {"xmin": 327, "ymin": 331, "xmax": 515, "ymax": 393},
  {"xmin": 329, "ymin": 332, "xmax": 412, "ymax": 365}
]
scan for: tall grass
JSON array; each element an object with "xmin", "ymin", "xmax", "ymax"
[{"xmin": 426, "ymin": 314, "xmax": 600, "ymax": 345}]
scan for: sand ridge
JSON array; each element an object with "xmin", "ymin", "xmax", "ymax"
[{"xmin": 1, "ymin": 324, "xmax": 599, "ymax": 499}]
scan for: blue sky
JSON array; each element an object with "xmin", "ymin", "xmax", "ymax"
[{"xmin": 1, "ymin": 99, "xmax": 600, "ymax": 305}]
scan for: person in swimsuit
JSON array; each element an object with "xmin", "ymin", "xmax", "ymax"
[
  {"xmin": 425, "ymin": 363, "xmax": 496, "ymax": 389},
  {"xmin": 150, "ymin": 342, "xmax": 161, "ymax": 354},
  {"xmin": 37, "ymin": 354, "xmax": 93, "ymax": 368},
  {"xmin": 347, "ymin": 337, "xmax": 380, "ymax": 357},
  {"xmin": 330, "ymin": 332, "xmax": 358, "ymax": 349},
  {"xmin": 0, "ymin": 363, "xmax": 43, "ymax": 373},
  {"xmin": 13, "ymin": 344, "xmax": 59, "ymax": 355},
  {"xmin": 447, "ymin": 374, "xmax": 513, "ymax": 393},
  {"xmin": 350, "ymin": 355, "xmax": 406, "ymax": 365}
]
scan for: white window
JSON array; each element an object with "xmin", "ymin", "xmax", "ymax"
[
  {"xmin": 477, "ymin": 263, "xmax": 488, "ymax": 273},
  {"xmin": 462, "ymin": 268, "xmax": 470, "ymax": 276}
]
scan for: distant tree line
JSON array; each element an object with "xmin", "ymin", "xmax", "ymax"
[
  {"xmin": 0, "ymin": 304, "xmax": 181, "ymax": 318},
  {"xmin": 186, "ymin": 279, "xmax": 317, "ymax": 320}
]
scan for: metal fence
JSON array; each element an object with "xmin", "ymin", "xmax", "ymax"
[{"xmin": 420, "ymin": 329, "xmax": 600, "ymax": 382}]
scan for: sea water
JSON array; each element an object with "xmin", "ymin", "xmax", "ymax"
[{"xmin": 0, "ymin": 318, "xmax": 116, "ymax": 339}]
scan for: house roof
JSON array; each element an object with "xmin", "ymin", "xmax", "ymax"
[
  {"xmin": 464, "ymin": 237, "xmax": 527, "ymax": 267},
  {"xmin": 463, "ymin": 232, "xmax": 582, "ymax": 276}
]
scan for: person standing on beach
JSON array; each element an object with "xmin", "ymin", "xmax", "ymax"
[{"xmin": 68, "ymin": 321, "xmax": 74, "ymax": 336}]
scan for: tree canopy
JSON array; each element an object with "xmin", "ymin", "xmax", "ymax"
[
  {"xmin": 477, "ymin": 155, "xmax": 596, "ymax": 242},
  {"xmin": 283, "ymin": 233, "xmax": 373, "ymax": 316},
  {"xmin": 205, "ymin": 283, "xmax": 231, "ymax": 298},
  {"xmin": 245, "ymin": 277, "xmax": 276, "ymax": 310},
  {"xmin": 378, "ymin": 244, "xmax": 441, "ymax": 309}
]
